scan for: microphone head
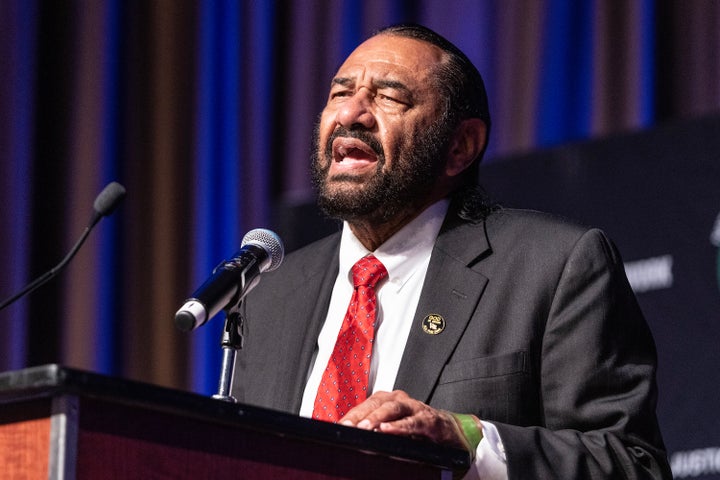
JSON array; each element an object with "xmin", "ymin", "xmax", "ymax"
[
  {"xmin": 241, "ymin": 228, "xmax": 284, "ymax": 272},
  {"xmin": 93, "ymin": 181, "xmax": 127, "ymax": 217}
]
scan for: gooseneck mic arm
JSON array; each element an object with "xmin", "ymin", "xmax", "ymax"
[{"xmin": 0, "ymin": 182, "xmax": 126, "ymax": 312}]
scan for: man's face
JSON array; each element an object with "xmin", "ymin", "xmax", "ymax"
[{"xmin": 311, "ymin": 34, "xmax": 455, "ymax": 222}]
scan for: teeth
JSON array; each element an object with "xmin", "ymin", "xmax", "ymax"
[{"xmin": 337, "ymin": 145, "xmax": 348, "ymax": 158}]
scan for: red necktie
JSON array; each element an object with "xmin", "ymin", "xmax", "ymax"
[{"xmin": 312, "ymin": 255, "xmax": 388, "ymax": 422}]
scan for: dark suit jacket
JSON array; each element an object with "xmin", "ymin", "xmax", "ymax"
[{"xmin": 233, "ymin": 207, "xmax": 671, "ymax": 479}]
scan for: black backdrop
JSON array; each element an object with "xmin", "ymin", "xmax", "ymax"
[
  {"xmin": 275, "ymin": 115, "xmax": 720, "ymax": 479},
  {"xmin": 478, "ymin": 115, "xmax": 720, "ymax": 479}
]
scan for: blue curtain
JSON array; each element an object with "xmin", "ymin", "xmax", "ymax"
[
  {"xmin": 190, "ymin": 0, "xmax": 280, "ymax": 394},
  {"xmin": 0, "ymin": 0, "xmax": 37, "ymax": 370},
  {"xmin": 191, "ymin": 0, "xmax": 243, "ymax": 395},
  {"xmin": 537, "ymin": 0, "xmax": 595, "ymax": 145},
  {"xmin": 95, "ymin": 0, "xmax": 123, "ymax": 374}
]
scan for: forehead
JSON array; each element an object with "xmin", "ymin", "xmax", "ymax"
[{"xmin": 335, "ymin": 34, "xmax": 445, "ymax": 84}]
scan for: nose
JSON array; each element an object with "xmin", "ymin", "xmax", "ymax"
[{"xmin": 335, "ymin": 90, "xmax": 376, "ymax": 130}]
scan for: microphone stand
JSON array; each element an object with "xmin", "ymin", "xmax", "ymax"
[{"xmin": 211, "ymin": 301, "xmax": 244, "ymax": 402}]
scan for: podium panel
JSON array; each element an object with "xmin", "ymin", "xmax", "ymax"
[
  {"xmin": 0, "ymin": 401, "xmax": 52, "ymax": 478},
  {"xmin": 0, "ymin": 365, "xmax": 469, "ymax": 479}
]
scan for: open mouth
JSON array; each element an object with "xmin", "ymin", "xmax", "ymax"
[{"xmin": 331, "ymin": 137, "xmax": 379, "ymax": 173}]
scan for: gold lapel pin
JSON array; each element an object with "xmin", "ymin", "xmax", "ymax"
[{"xmin": 421, "ymin": 314, "xmax": 446, "ymax": 335}]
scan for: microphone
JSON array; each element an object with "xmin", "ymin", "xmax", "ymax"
[
  {"xmin": 0, "ymin": 181, "xmax": 126, "ymax": 311},
  {"xmin": 174, "ymin": 228, "xmax": 284, "ymax": 332}
]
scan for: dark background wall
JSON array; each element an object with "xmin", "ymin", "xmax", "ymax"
[{"xmin": 477, "ymin": 115, "xmax": 720, "ymax": 479}]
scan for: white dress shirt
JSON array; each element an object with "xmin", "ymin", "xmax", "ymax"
[{"xmin": 298, "ymin": 199, "xmax": 507, "ymax": 479}]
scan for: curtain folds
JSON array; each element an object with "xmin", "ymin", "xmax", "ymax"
[
  {"xmin": 1, "ymin": 0, "xmax": 718, "ymax": 393},
  {"xmin": 0, "ymin": 0, "xmax": 37, "ymax": 371}
]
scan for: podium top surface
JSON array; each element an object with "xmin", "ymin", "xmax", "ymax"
[{"xmin": 0, "ymin": 364, "xmax": 470, "ymax": 472}]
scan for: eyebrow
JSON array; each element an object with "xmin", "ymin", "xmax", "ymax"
[
  {"xmin": 331, "ymin": 77, "xmax": 355, "ymax": 88},
  {"xmin": 331, "ymin": 77, "xmax": 414, "ymax": 98}
]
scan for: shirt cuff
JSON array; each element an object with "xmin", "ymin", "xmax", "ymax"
[{"xmin": 461, "ymin": 421, "xmax": 508, "ymax": 480}]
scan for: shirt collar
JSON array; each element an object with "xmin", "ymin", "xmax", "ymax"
[{"xmin": 338, "ymin": 199, "xmax": 450, "ymax": 292}]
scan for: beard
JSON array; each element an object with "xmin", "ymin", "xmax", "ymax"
[{"xmin": 310, "ymin": 115, "xmax": 455, "ymax": 224}]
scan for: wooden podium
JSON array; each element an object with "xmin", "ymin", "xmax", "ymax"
[{"xmin": 0, "ymin": 365, "xmax": 469, "ymax": 479}]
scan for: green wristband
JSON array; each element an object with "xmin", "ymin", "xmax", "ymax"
[{"xmin": 451, "ymin": 413, "xmax": 484, "ymax": 452}]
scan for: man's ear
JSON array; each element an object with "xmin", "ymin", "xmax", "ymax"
[{"xmin": 445, "ymin": 118, "xmax": 487, "ymax": 177}]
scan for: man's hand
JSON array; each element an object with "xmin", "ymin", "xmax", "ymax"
[{"xmin": 339, "ymin": 390, "xmax": 478, "ymax": 453}]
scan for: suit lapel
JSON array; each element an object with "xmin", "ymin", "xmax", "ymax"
[
  {"xmin": 393, "ymin": 218, "xmax": 491, "ymax": 403},
  {"xmin": 289, "ymin": 247, "xmax": 340, "ymax": 412},
  {"xmin": 263, "ymin": 234, "xmax": 341, "ymax": 413}
]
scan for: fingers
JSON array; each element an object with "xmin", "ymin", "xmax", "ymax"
[
  {"xmin": 340, "ymin": 390, "xmax": 413, "ymax": 430},
  {"xmin": 338, "ymin": 390, "xmax": 469, "ymax": 450}
]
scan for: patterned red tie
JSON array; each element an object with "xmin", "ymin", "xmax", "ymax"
[{"xmin": 312, "ymin": 255, "xmax": 388, "ymax": 422}]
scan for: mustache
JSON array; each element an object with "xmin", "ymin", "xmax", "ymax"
[{"xmin": 325, "ymin": 126, "xmax": 385, "ymax": 161}]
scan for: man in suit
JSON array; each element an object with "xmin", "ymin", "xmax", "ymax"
[{"xmin": 232, "ymin": 24, "xmax": 671, "ymax": 479}]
